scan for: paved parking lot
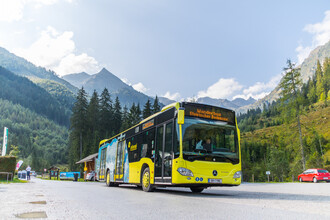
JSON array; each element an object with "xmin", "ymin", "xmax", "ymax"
[{"xmin": 1, "ymin": 178, "xmax": 329, "ymax": 219}]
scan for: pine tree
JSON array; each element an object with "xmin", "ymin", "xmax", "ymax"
[
  {"xmin": 143, "ymin": 99, "xmax": 152, "ymax": 119},
  {"xmin": 315, "ymin": 60, "xmax": 324, "ymax": 101},
  {"xmin": 121, "ymin": 105, "xmax": 130, "ymax": 131},
  {"xmin": 99, "ymin": 88, "xmax": 113, "ymax": 139},
  {"xmin": 128, "ymin": 103, "xmax": 141, "ymax": 126},
  {"xmin": 86, "ymin": 90, "xmax": 100, "ymax": 155},
  {"xmin": 280, "ymin": 60, "xmax": 305, "ymax": 170},
  {"xmin": 152, "ymin": 96, "xmax": 161, "ymax": 114},
  {"xmin": 307, "ymin": 77, "xmax": 317, "ymax": 104},
  {"xmin": 69, "ymin": 87, "xmax": 88, "ymax": 166},
  {"xmin": 113, "ymin": 97, "xmax": 122, "ymax": 134},
  {"xmin": 322, "ymin": 58, "xmax": 330, "ymax": 106}
]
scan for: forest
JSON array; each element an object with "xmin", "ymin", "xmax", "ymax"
[
  {"xmin": 68, "ymin": 87, "xmax": 161, "ymax": 169},
  {"xmin": 238, "ymin": 58, "xmax": 330, "ymax": 182}
]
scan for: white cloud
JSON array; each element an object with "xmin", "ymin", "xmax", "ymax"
[
  {"xmin": 132, "ymin": 82, "xmax": 149, "ymax": 93},
  {"xmin": 53, "ymin": 53, "xmax": 99, "ymax": 76},
  {"xmin": 197, "ymin": 78, "xmax": 243, "ymax": 99},
  {"xmin": 233, "ymin": 74, "xmax": 281, "ymax": 100},
  {"xmin": 195, "ymin": 75, "xmax": 281, "ymax": 101},
  {"xmin": 121, "ymin": 78, "xmax": 132, "ymax": 86},
  {"xmin": 0, "ymin": 0, "xmax": 25, "ymax": 22},
  {"xmin": 13, "ymin": 26, "xmax": 100, "ymax": 76},
  {"xmin": 296, "ymin": 10, "xmax": 330, "ymax": 64},
  {"xmin": 0, "ymin": 0, "xmax": 72, "ymax": 22},
  {"xmin": 163, "ymin": 91, "xmax": 181, "ymax": 101}
]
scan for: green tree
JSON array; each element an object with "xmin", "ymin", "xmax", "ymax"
[
  {"xmin": 268, "ymin": 147, "xmax": 289, "ymax": 182},
  {"xmin": 69, "ymin": 87, "xmax": 88, "ymax": 167},
  {"xmin": 128, "ymin": 103, "xmax": 142, "ymax": 126},
  {"xmin": 86, "ymin": 90, "xmax": 100, "ymax": 154},
  {"xmin": 121, "ymin": 105, "xmax": 130, "ymax": 131},
  {"xmin": 143, "ymin": 99, "xmax": 152, "ymax": 119},
  {"xmin": 280, "ymin": 59, "xmax": 306, "ymax": 170},
  {"xmin": 9, "ymin": 145, "xmax": 20, "ymax": 157},
  {"xmin": 99, "ymin": 88, "xmax": 113, "ymax": 139},
  {"xmin": 315, "ymin": 60, "xmax": 324, "ymax": 101},
  {"xmin": 113, "ymin": 97, "xmax": 122, "ymax": 134},
  {"xmin": 322, "ymin": 58, "xmax": 330, "ymax": 106},
  {"xmin": 152, "ymin": 96, "xmax": 161, "ymax": 114}
]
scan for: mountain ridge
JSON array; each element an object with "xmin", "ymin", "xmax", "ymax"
[
  {"xmin": 0, "ymin": 47, "xmax": 78, "ymax": 94},
  {"xmin": 237, "ymin": 40, "xmax": 330, "ymax": 113}
]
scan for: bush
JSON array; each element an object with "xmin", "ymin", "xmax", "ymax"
[
  {"xmin": 0, "ymin": 156, "xmax": 16, "ymax": 180},
  {"xmin": 325, "ymin": 165, "xmax": 330, "ymax": 172}
]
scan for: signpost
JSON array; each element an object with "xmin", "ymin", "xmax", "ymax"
[
  {"xmin": 266, "ymin": 171, "xmax": 271, "ymax": 182},
  {"xmin": 2, "ymin": 127, "xmax": 8, "ymax": 156}
]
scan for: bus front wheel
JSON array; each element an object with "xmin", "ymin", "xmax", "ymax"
[
  {"xmin": 190, "ymin": 187, "xmax": 205, "ymax": 193},
  {"xmin": 142, "ymin": 167, "xmax": 154, "ymax": 192}
]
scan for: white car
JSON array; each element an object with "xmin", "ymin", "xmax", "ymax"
[{"xmin": 86, "ymin": 171, "xmax": 97, "ymax": 181}]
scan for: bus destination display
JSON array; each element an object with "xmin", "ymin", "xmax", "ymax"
[{"xmin": 184, "ymin": 103, "xmax": 235, "ymax": 124}]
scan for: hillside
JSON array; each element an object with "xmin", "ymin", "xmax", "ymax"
[
  {"xmin": 0, "ymin": 47, "xmax": 78, "ymax": 94},
  {"xmin": 239, "ymin": 103, "xmax": 330, "ymax": 181},
  {"xmin": 0, "ymin": 66, "xmax": 71, "ymax": 127},
  {"xmin": 238, "ymin": 55, "xmax": 330, "ymax": 182},
  {"xmin": 30, "ymin": 77, "xmax": 76, "ymax": 111},
  {"xmin": 238, "ymin": 40, "xmax": 330, "ymax": 113},
  {"xmin": 0, "ymin": 98, "xmax": 69, "ymax": 170}
]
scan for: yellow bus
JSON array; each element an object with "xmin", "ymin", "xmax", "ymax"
[{"xmin": 97, "ymin": 102, "xmax": 241, "ymax": 193}]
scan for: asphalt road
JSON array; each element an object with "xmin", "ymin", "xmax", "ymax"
[{"xmin": 1, "ymin": 177, "xmax": 330, "ymax": 219}]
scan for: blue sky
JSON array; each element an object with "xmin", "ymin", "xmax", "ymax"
[{"xmin": 0, "ymin": 0, "xmax": 329, "ymax": 101}]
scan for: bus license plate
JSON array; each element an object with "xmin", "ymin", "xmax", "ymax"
[
  {"xmin": 208, "ymin": 179, "xmax": 222, "ymax": 183},
  {"xmin": 324, "ymin": 177, "xmax": 328, "ymax": 179}
]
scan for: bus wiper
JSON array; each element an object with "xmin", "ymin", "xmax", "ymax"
[
  {"xmin": 186, "ymin": 155, "xmax": 207, "ymax": 161},
  {"xmin": 212, "ymin": 154, "xmax": 236, "ymax": 163}
]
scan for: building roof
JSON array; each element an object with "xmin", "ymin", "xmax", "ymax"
[
  {"xmin": 75, "ymin": 153, "xmax": 98, "ymax": 164},
  {"xmin": 48, "ymin": 166, "xmax": 60, "ymax": 170}
]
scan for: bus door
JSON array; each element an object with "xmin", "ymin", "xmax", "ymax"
[
  {"xmin": 114, "ymin": 140, "xmax": 125, "ymax": 180},
  {"xmin": 99, "ymin": 147, "xmax": 107, "ymax": 180},
  {"xmin": 155, "ymin": 121, "xmax": 173, "ymax": 183}
]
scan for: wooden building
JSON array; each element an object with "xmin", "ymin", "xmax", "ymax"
[{"xmin": 76, "ymin": 153, "xmax": 98, "ymax": 180}]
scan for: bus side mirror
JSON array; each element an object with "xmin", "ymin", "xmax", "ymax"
[{"xmin": 178, "ymin": 108, "xmax": 185, "ymax": 125}]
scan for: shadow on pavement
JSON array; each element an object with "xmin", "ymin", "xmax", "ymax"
[{"xmin": 105, "ymin": 184, "xmax": 330, "ymax": 202}]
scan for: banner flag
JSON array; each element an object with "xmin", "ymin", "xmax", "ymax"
[{"xmin": 2, "ymin": 127, "xmax": 8, "ymax": 156}]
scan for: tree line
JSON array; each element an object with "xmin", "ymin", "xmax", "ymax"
[
  {"xmin": 238, "ymin": 58, "xmax": 330, "ymax": 181},
  {"xmin": 68, "ymin": 87, "xmax": 161, "ymax": 169}
]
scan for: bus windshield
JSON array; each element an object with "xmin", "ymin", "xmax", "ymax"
[{"xmin": 179, "ymin": 117, "xmax": 239, "ymax": 164}]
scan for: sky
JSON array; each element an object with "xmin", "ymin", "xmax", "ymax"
[{"xmin": 0, "ymin": 0, "xmax": 330, "ymax": 101}]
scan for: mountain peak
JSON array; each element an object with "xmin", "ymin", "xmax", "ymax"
[{"xmin": 98, "ymin": 67, "xmax": 110, "ymax": 74}]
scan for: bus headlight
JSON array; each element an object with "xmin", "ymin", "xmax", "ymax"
[
  {"xmin": 233, "ymin": 171, "xmax": 242, "ymax": 178},
  {"xmin": 177, "ymin": 168, "xmax": 194, "ymax": 177}
]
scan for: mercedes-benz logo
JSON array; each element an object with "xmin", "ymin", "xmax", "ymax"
[{"xmin": 213, "ymin": 170, "xmax": 218, "ymax": 176}]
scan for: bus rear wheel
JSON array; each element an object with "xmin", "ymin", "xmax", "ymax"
[
  {"xmin": 142, "ymin": 167, "xmax": 154, "ymax": 192},
  {"xmin": 190, "ymin": 187, "xmax": 205, "ymax": 193},
  {"xmin": 106, "ymin": 170, "xmax": 111, "ymax": 187},
  {"xmin": 106, "ymin": 170, "xmax": 118, "ymax": 187}
]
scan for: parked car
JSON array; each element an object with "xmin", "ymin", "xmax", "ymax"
[
  {"xmin": 30, "ymin": 171, "xmax": 36, "ymax": 177},
  {"xmin": 86, "ymin": 171, "xmax": 97, "ymax": 181},
  {"xmin": 298, "ymin": 168, "xmax": 330, "ymax": 183}
]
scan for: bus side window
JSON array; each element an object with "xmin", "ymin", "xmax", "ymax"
[
  {"xmin": 141, "ymin": 128, "xmax": 155, "ymax": 159},
  {"xmin": 128, "ymin": 137, "xmax": 139, "ymax": 163}
]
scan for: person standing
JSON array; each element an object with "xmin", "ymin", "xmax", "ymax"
[{"xmin": 26, "ymin": 165, "xmax": 31, "ymax": 180}]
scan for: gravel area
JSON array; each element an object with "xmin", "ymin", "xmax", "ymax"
[{"xmin": 1, "ymin": 178, "xmax": 330, "ymax": 219}]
